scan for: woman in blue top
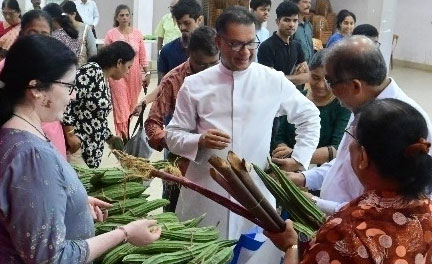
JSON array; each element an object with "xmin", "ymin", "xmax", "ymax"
[
  {"xmin": 0, "ymin": 35, "xmax": 160, "ymax": 263},
  {"xmin": 326, "ymin": 9, "xmax": 356, "ymax": 48}
]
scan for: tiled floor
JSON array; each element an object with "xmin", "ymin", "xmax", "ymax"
[{"xmin": 99, "ymin": 65, "xmax": 432, "ymax": 200}]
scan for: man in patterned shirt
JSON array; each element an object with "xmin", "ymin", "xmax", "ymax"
[{"xmin": 144, "ymin": 26, "xmax": 219, "ymax": 212}]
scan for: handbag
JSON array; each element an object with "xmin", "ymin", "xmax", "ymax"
[{"xmin": 123, "ymin": 103, "xmax": 153, "ymax": 159}]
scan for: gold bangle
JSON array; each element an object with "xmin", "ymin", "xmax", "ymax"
[
  {"xmin": 117, "ymin": 226, "xmax": 128, "ymax": 243},
  {"xmin": 66, "ymin": 129, "xmax": 75, "ymax": 134}
]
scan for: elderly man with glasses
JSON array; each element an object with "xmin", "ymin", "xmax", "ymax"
[
  {"xmin": 165, "ymin": 6, "xmax": 320, "ymax": 246},
  {"xmin": 286, "ymin": 35, "xmax": 432, "ymax": 215}
]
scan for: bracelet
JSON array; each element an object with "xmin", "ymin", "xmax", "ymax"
[
  {"xmin": 327, "ymin": 146, "xmax": 334, "ymax": 161},
  {"xmin": 286, "ymin": 244, "xmax": 298, "ymax": 251},
  {"xmin": 117, "ymin": 226, "xmax": 128, "ymax": 243},
  {"xmin": 66, "ymin": 128, "xmax": 75, "ymax": 135}
]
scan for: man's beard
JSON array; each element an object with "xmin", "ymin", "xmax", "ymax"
[{"xmin": 181, "ymin": 34, "xmax": 190, "ymax": 49}]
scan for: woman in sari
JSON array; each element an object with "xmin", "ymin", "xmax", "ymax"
[
  {"xmin": 267, "ymin": 98, "xmax": 432, "ymax": 263},
  {"xmin": 105, "ymin": 4, "xmax": 151, "ymax": 138},
  {"xmin": 0, "ymin": 0, "xmax": 21, "ymax": 58}
]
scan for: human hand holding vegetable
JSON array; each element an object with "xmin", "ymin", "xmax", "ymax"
[
  {"xmin": 199, "ymin": 129, "xmax": 231, "ymax": 150},
  {"xmin": 123, "ymin": 219, "xmax": 161, "ymax": 246},
  {"xmin": 272, "ymin": 157, "xmax": 302, "ymax": 172},
  {"xmin": 272, "ymin": 144, "xmax": 293, "ymax": 158},
  {"xmin": 284, "ymin": 172, "xmax": 306, "ymax": 187},
  {"xmin": 88, "ymin": 196, "xmax": 112, "ymax": 222},
  {"xmin": 264, "ymin": 219, "xmax": 298, "ymax": 252}
]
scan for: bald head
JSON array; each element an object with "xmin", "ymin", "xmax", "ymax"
[{"xmin": 324, "ymin": 35, "xmax": 387, "ymax": 86}]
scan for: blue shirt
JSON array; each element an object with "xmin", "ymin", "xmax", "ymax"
[
  {"xmin": 157, "ymin": 37, "xmax": 188, "ymax": 74},
  {"xmin": 292, "ymin": 20, "xmax": 314, "ymax": 64},
  {"xmin": 0, "ymin": 128, "xmax": 94, "ymax": 263}
]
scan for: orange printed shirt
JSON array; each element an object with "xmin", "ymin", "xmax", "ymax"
[{"xmin": 144, "ymin": 59, "xmax": 192, "ymax": 151}]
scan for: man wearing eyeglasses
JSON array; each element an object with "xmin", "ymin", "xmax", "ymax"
[
  {"xmin": 165, "ymin": 6, "xmax": 320, "ymax": 245},
  {"xmin": 286, "ymin": 36, "xmax": 432, "ymax": 215}
]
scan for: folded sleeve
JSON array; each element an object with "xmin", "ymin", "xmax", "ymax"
[
  {"xmin": 303, "ymin": 159, "xmax": 335, "ymax": 191},
  {"xmin": 277, "ymin": 76, "xmax": 320, "ymax": 168}
]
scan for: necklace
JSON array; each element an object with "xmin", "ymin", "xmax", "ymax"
[{"xmin": 12, "ymin": 113, "xmax": 50, "ymax": 142}]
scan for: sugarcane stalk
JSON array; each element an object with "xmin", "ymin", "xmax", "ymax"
[
  {"xmin": 209, "ymin": 168, "xmax": 235, "ymax": 196},
  {"xmin": 149, "ymin": 170, "xmax": 266, "ymax": 229},
  {"xmin": 227, "ymin": 151, "xmax": 285, "ymax": 231},
  {"xmin": 209, "ymin": 156, "xmax": 282, "ymax": 232}
]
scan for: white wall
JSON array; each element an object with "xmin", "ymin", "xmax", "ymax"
[{"xmin": 392, "ymin": 0, "xmax": 432, "ymax": 65}]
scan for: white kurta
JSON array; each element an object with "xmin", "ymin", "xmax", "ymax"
[
  {"xmin": 304, "ymin": 78, "xmax": 432, "ymax": 214},
  {"xmin": 166, "ymin": 62, "xmax": 320, "ymax": 240}
]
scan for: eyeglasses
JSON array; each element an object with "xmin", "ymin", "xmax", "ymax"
[
  {"xmin": 344, "ymin": 126, "xmax": 359, "ymax": 143},
  {"xmin": 374, "ymin": 40, "xmax": 381, "ymax": 47},
  {"xmin": 219, "ymin": 35, "xmax": 260, "ymax": 52},
  {"xmin": 324, "ymin": 75, "xmax": 353, "ymax": 89},
  {"xmin": 2, "ymin": 10, "xmax": 17, "ymax": 17},
  {"xmin": 51, "ymin": 80, "xmax": 76, "ymax": 95}
]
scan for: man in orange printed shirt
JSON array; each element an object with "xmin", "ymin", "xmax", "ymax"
[{"xmin": 144, "ymin": 26, "xmax": 219, "ymax": 212}]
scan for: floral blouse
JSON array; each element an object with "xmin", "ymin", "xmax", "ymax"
[
  {"xmin": 302, "ymin": 191, "xmax": 432, "ymax": 263},
  {"xmin": 63, "ymin": 62, "xmax": 113, "ymax": 168},
  {"xmin": 52, "ymin": 28, "xmax": 80, "ymax": 56},
  {"xmin": 0, "ymin": 128, "xmax": 94, "ymax": 263}
]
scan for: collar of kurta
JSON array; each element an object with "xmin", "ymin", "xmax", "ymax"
[
  {"xmin": 218, "ymin": 62, "xmax": 254, "ymax": 76},
  {"xmin": 376, "ymin": 77, "xmax": 396, "ymax": 100}
]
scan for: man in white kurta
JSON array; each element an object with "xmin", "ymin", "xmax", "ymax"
[
  {"xmin": 165, "ymin": 6, "xmax": 320, "ymax": 241},
  {"xmin": 287, "ymin": 36, "xmax": 432, "ymax": 215}
]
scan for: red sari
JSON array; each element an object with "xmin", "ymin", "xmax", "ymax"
[{"xmin": 0, "ymin": 21, "xmax": 20, "ymax": 51}]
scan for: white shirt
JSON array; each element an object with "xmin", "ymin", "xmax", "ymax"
[
  {"xmin": 166, "ymin": 62, "xmax": 320, "ymax": 240},
  {"xmin": 304, "ymin": 78, "xmax": 432, "ymax": 214},
  {"xmin": 256, "ymin": 26, "xmax": 270, "ymax": 43},
  {"xmin": 74, "ymin": 0, "xmax": 99, "ymax": 26},
  {"xmin": 254, "ymin": 26, "xmax": 269, "ymax": 62}
]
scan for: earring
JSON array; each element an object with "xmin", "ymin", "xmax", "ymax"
[
  {"xmin": 41, "ymin": 96, "xmax": 52, "ymax": 108},
  {"xmin": 28, "ymin": 80, "xmax": 38, "ymax": 88}
]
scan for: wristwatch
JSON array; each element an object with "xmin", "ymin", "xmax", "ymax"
[{"xmin": 311, "ymin": 196, "xmax": 319, "ymax": 205}]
